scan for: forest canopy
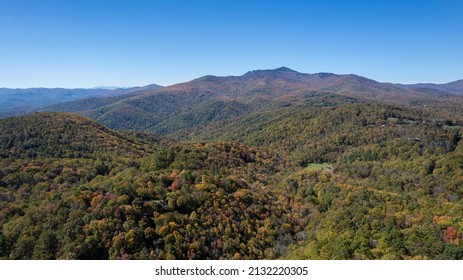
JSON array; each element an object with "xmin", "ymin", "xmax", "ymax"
[{"xmin": 2, "ymin": 69, "xmax": 463, "ymax": 259}]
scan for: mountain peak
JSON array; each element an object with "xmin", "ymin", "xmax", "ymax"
[
  {"xmin": 243, "ymin": 67, "xmax": 300, "ymax": 78},
  {"xmin": 312, "ymin": 72, "xmax": 337, "ymax": 78},
  {"xmin": 274, "ymin": 66, "xmax": 295, "ymax": 72}
]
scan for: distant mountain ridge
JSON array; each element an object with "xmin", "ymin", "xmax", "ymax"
[
  {"xmin": 42, "ymin": 67, "xmax": 463, "ymax": 135},
  {"xmin": 0, "ymin": 84, "xmax": 162, "ymax": 118},
  {"xmin": 396, "ymin": 79, "xmax": 463, "ymax": 95}
]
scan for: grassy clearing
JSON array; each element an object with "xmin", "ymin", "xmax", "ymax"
[
  {"xmin": 387, "ymin": 117, "xmax": 416, "ymax": 124},
  {"xmin": 305, "ymin": 163, "xmax": 333, "ymax": 171}
]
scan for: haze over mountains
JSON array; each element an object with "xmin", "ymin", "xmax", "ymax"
[
  {"xmin": 0, "ymin": 84, "xmax": 162, "ymax": 118},
  {"xmin": 396, "ymin": 80, "xmax": 463, "ymax": 95}
]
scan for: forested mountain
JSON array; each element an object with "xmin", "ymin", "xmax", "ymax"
[
  {"xmin": 0, "ymin": 84, "xmax": 162, "ymax": 118},
  {"xmin": 1, "ymin": 68, "xmax": 463, "ymax": 260},
  {"xmin": 0, "ymin": 113, "xmax": 309, "ymax": 259},
  {"xmin": 44, "ymin": 68, "xmax": 463, "ymax": 134},
  {"xmin": 398, "ymin": 80, "xmax": 463, "ymax": 95}
]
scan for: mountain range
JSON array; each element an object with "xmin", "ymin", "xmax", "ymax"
[
  {"xmin": 395, "ymin": 79, "xmax": 463, "ymax": 95},
  {"xmin": 0, "ymin": 84, "xmax": 162, "ymax": 118},
  {"xmin": 1, "ymin": 67, "xmax": 463, "ymax": 260},
  {"xmin": 2, "ymin": 67, "xmax": 462, "ymax": 125},
  {"xmin": 41, "ymin": 67, "xmax": 463, "ymax": 136}
]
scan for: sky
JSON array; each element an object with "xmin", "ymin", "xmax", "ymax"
[{"xmin": 0, "ymin": 0, "xmax": 462, "ymax": 88}]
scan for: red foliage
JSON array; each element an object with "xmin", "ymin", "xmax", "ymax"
[{"xmin": 443, "ymin": 226, "xmax": 458, "ymax": 243}]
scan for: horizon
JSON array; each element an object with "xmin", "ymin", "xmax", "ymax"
[
  {"xmin": 1, "ymin": 0, "xmax": 462, "ymax": 88},
  {"xmin": 1, "ymin": 66, "xmax": 462, "ymax": 90}
]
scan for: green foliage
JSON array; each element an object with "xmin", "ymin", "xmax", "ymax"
[
  {"xmin": 0, "ymin": 114, "xmax": 307, "ymax": 259},
  {"xmin": 2, "ymin": 82, "xmax": 463, "ymax": 260}
]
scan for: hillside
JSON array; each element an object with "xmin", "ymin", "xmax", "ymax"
[
  {"xmin": 0, "ymin": 113, "xmax": 308, "ymax": 260},
  {"xmin": 0, "ymin": 112, "xmax": 153, "ymax": 159},
  {"xmin": 179, "ymin": 102, "xmax": 462, "ymax": 163},
  {"xmin": 43, "ymin": 68, "xmax": 463, "ymax": 135}
]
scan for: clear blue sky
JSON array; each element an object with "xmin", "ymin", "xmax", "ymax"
[{"xmin": 1, "ymin": 0, "xmax": 462, "ymax": 88}]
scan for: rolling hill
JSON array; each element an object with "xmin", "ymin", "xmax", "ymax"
[
  {"xmin": 0, "ymin": 112, "xmax": 155, "ymax": 159},
  {"xmin": 0, "ymin": 112, "xmax": 309, "ymax": 260}
]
